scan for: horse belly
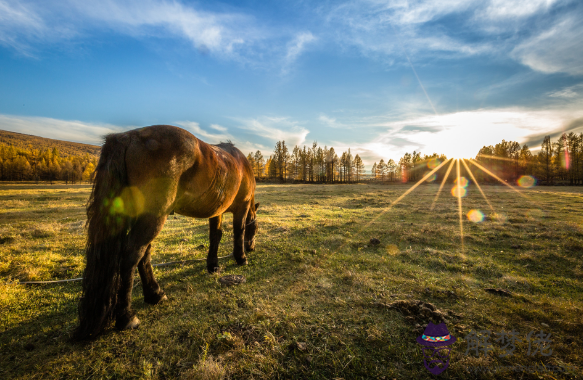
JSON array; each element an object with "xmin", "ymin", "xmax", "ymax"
[{"xmin": 174, "ymin": 190, "xmax": 236, "ymax": 219}]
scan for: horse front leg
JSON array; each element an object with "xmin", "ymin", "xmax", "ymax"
[
  {"xmin": 138, "ymin": 244, "xmax": 167, "ymax": 305},
  {"xmin": 207, "ymin": 214, "xmax": 223, "ymax": 273},
  {"xmin": 232, "ymin": 208, "xmax": 248, "ymax": 266}
]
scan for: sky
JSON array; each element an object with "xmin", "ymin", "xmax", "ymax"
[{"xmin": 1, "ymin": 0, "xmax": 583, "ymax": 168}]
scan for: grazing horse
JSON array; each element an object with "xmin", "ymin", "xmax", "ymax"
[{"xmin": 73, "ymin": 125, "xmax": 259, "ymax": 340}]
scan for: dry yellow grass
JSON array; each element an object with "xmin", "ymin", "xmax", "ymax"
[{"xmin": 0, "ymin": 182, "xmax": 582, "ymax": 379}]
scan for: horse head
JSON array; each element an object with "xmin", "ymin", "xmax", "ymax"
[{"xmin": 244, "ymin": 202, "xmax": 260, "ymax": 252}]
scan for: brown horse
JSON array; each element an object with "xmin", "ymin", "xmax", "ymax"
[{"xmin": 73, "ymin": 125, "xmax": 258, "ymax": 340}]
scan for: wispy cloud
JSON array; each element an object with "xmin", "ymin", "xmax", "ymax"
[
  {"xmin": 176, "ymin": 121, "xmax": 233, "ymax": 143},
  {"xmin": 521, "ymin": 117, "xmax": 583, "ymax": 147},
  {"xmin": 548, "ymin": 84, "xmax": 583, "ymax": 98},
  {"xmin": 0, "ymin": 114, "xmax": 272, "ymax": 156},
  {"xmin": 68, "ymin": 0, "xmax": 254, "ymax": 57},
  {"xmin": 0, "ymin": 0, "xmax": 75, "ymax": 55},
  {"xmin": 512, "ymin": 13, "xmax": 583, "ymax": 75},
  {"xmin": 399, "ymin": 125, "xmax": 443, "ymax": 133},
  {"xmin": 175, "ymin": 120, "xmax": 268, "ymax": 154},
  {"xmin": 322, "ymin": 0, "xmax": 580, "ymax": 73},
  {"xmin": 0, "ymin": 113, "xmax": 123, "ymax": 144},
  {"xmin": 318, "ymin": 114, "xmax": 353, "ymax": 129},
  {"xmin": 480, "ymin": 0, "xmax": 560, "ymax": 19},
  {"xmin": 236, "ymin": 116, "xmax": 310, "ymax": 147},
  {"xmin": 281, "ymin": 31, "xmax": 316, "ymax": 74},
  {"xmin": 324, "ymin": 0, "xmax": 488, "ymax": 60},
  {"xmin": 209, "ymin": 124, "xmax": 228, "ymax": 132},
  {"xmin": 0, "ymin": 0, "xmax": 270, "ymax": 62}
]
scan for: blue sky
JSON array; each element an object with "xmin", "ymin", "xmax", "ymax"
[{"xmin": 1, "ymin": 0, "xmax": 583, "ymax": 167}]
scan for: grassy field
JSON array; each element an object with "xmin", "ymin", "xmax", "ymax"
[{"xmin": 0, "ymin": 181, "xmax": 582, "ymax": 379}]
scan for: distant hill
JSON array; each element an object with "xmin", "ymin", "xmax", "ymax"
[{"xmin": 0, "ymin": 129, "xmax": 100, "ymax": 158}]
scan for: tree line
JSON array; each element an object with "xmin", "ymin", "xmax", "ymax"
[
  {"xmin": 474, "ymin": 133, "xmax": 583, "ymax": 185},
  {"xmin": 370, "ymin": 152, "xmax": 448, "ymax": 182},
  {"xmin": 0, "ymin": 143, "xmax": 97, "ymax": 183},
  {"xmin": 2, "ymin": 131, "xmax": 581, "ymax": 186},
  {"xmin": 246, "ymin": 141, "xmax": 365, "ymax": 183},
  {"xmin": 250, "ymin": 132, "xmax": 583, "ymax": 186}
]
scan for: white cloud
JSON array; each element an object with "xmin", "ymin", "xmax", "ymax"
[
  {"xmin": 0, "ymin": 113, "xmax": 123, "ymax": 144},
  {"xmin": 236, "ymin": 116, "xmax": 310, "ymax": 147},
  {"xmin": 0, "ymin": 1, "xmax": 322, "ymax": 72},
  {"xmin": 512, "ymin": 15, "xmax": 583, "ymax": 75},
  {"xmin": 323, "ymin": 0, "xmax": 581, "ymax": 73},
  {"xmin": 0, "ymin": 113, "xmax": 271, "ymax": 157},
  {"xmin": 209, "ymin": 124, "xmax": 228, "ymax": 132},
  {"xmin": 282, "ymin": 31, "xmax": 316, "ymax": 74},
  {"xmin": 157, "ymin": 120, "xmax": 268, "ymax": 154},
  {"xmin": 318, "ymin": 114, "xmax": 351, "ymax": 129},
  {"xmin": 482, "ymin": 0, "xmax": 559, "ymax": 19},
  {"xmin": 67, "ymin": 0, "xmax": 252, "ymax": 56},
  {"xmin": 0, "ymin": 0, "xmax": 266, "ymax": 60},
  {"xmin": 321, "ymin": 96, "xmax": 583, "ymax": 167},
  {"xmin": 0, "ymin": 0, "xmax": 75, "ymax": 54},
  {"xmin": 374, "ymin": 109, "xmax": 560, "ymax": 159},
  {"xmin": 176, "ymin": 121, "xmax": 232, "ymax": 143},
  {"xmin": 548, "ymin": 84, "xmax": 583, "ymax": 98}
]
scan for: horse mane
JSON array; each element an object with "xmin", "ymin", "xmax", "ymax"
[{"xmin": 217, "ymin": 140, "xmax": 234, "ymax": 147}]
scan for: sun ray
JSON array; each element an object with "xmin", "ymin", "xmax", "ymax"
[
  {"xmin": 456, "ymin": 159, "xmax": 464, "ymax": 252},
  {"xmin": 475, "ymin": 154, "xmax": 547, "ymax": 168},
  {"xmin": 430, "ymin": 158, "xmax": 455, "ymax": 211},
  {"xmin": 475, "ymin": 154, "xmax": 516, "ymax": 163},
  {"xmin": 389, "ymin": 158, "xmax": 451, "ymax": 208},
  {"xmin": 469, "ymin": 159, "xmax": 531, "ymax": 200},
  {"xmin": 405, "ymin": 55, "xmax": 439, "ymax": 116},
  {"xmin": 461, "ymin": 158, "xmax": 494, "ymax": 212},
  {"xmin": 331, "ymin": 158, "xmax": 451, "ymax": 255}
]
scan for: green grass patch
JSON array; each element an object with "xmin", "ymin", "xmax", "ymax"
[{"xmin": 1, "ymin": 182, "xmax": 582, "ymax": 379}]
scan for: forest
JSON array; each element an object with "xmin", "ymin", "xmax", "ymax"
[
  {"xmin": 1, "ymin": 130, "xmax": 582, "ymax": 186},
  {"xmin": 0, "ymin": 143, "xmax": 97, "ymax": 183},
  {"xmin": 247, "ymin": 132, "xmax": 583, "ymax": 185}
]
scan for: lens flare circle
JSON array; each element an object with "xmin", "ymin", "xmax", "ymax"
[
  {"xmin": 467, "ymin": 209, "xmax": 484, "ymax": 223},
  {"xmin": 454, "ymin": 176, "xmax": 469, "ymax": 188},
  {"xmin": 451, "ymin": 186, "xmax": 467, "ymax": 198},
  {"xmin": 425, "ymin": 172, "xmax": 437, "ymax": 182},
  {"xmin": 428, "ymin": 158, "xmax": 442, "ymax": 170},
  {"xmin": 517, "ymin": 175, "xmax": 536, "ymax": 188}
]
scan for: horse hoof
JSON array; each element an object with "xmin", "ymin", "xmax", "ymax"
[
  {"xmin": 237, "ymin": 259, "xmax": 248, "ymax": 266},
  {"xmin": 124, "ymin": 316, "xmax": 140, "ymax": 330},
  {"xmin": 144, "ymin": 291, "xmax": 167, "ymax": 305},
  {"xmin": 207, "ymin": 266, "xmax": 219, "ymax": 274}
]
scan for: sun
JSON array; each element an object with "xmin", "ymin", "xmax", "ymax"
[{"xmin": 442, "ymin": 144, "xmax": 477, "ymax": 160}]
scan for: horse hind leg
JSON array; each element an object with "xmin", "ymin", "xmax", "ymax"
[
  {"xmin": 138, "ymin": 244, "xmax": 167, "ymax": 305},
  {"xmin": 115, "ymin": 215, "xmax": 167, "ymax": 331},
  {"xmin": 207, "ymin": 214, "xmax": 223, "ymax": 273}
]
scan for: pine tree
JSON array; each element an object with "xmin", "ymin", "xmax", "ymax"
[
  {"xmin": 354, "ymin": 154, "xmax": 365, "ymax": 182},
  {"xmin": 539, "ymin": 136, "xmax": 553, "ymax": 184},
  {"xmin": 387, "ymin": 159, "xmax": 397, "ymax": 181},
  {"xmin": 254, "ymin": 150, "xmax": 265, "ymax": 179}
]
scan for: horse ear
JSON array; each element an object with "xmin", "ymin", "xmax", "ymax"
[{"xmin": 255, "ymin": 202, "xmax": 260, "ymax": 211}]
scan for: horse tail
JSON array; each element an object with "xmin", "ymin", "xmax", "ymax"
[{"xmin": 73, "ymin": 133, "xmax": 132, "ymax": 340}]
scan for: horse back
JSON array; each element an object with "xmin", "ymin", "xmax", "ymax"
[
  {"xmin": 176, "ymin": 139, "xmax": 255, "ymax": 217},
  {"xmin": 118, "ymin": 125, "xmax": 254, "ymax": 219}
]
